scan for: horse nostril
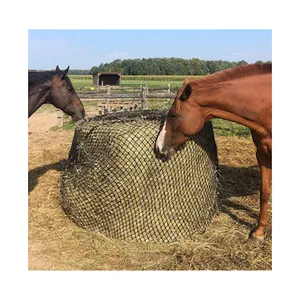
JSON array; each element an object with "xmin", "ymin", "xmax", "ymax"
[
  {"xmin": 155, "ymin": 145, "xmax": 160, "ymax": 155},
  {"xmin": 155, "ymin": 142, "xmax": 162, "ymax": 153}
]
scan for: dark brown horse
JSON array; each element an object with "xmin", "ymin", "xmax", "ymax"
[
  {"xmin": 28, "ymin": 66, "xmax": 85, "ymax": 121},
  {"xmin": 156, "ymin": 63, "xmax": 272, "ymax": 241}
]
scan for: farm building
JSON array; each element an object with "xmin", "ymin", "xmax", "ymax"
[{"xmin": 93, "ymin": 72, "xmax": 121, "ymax": 86}]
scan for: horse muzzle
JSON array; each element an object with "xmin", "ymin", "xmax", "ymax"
[
  {"xmin": 72, "ymin": 110, "xmax": 85, "ymax": 122},
  {"xmin": 155, "ymin": 140, "xmax": 175, "ymax": 160}
]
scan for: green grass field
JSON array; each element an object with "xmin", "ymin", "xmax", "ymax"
[
  {"xmin": 212, "ymin": 119, "xmax": 250, "ymax": 137},
  {"xmin": 69, "ymin": 77, "xmax": 94, "ymax": 91},
  {"xmin": 121, "ymin": 79, "xmax": 182, "ymax": 89},
  {"xmin": 69, "ymin": 75, "xmax": 194, "ymax": 91}
]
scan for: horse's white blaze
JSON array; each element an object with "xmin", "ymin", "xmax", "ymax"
[{"xmin": 156, "ymin": 120, "xmax": 167, "ymax": 152}]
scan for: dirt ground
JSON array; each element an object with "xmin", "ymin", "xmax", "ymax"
[
  {"xmin": 28, "ymin": 112, "xmax": 272, "ymax": 270},
  {"xmin": 28, "ymin": 111, "xmax": 61, "ymax": 133},
  {"xmin": 28, "ymin": 104, "xmax": 100, "ymax": 133}
]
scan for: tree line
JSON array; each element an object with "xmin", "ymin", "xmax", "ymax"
[
  {"xmin": 32, "ymin": 58, "xmax": 270, "ymax": 75},
  {"xmin": 89, "ymin": 58, "xmax": 271, "ymax": 76}
]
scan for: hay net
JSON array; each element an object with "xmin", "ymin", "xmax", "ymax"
[{"xmin": 60, "ymin": 110, "xmax": 220, "ymax": 243}]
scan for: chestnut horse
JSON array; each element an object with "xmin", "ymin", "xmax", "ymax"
[
  {"xmin": 156, "ymin": 63, "xmax": 272, "ymax": 241},
  {"xmin": 28, "ymin": 66, "xmax": 85, "ymax": 121}
]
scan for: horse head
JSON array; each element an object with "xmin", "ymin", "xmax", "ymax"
[
  {"xmin": 50, "ymin": 66, "xmax": 85, "ymax": 121},
  {"xmin": 155, "ymin": 78, "xmax": 203, "ymax": 158}
]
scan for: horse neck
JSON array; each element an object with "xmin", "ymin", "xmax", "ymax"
[
  {"xmin": 28, "ymin": 83, "xmax": 52, "ymax": 117},
  {"xmin": 192, "ymin": 75, "xmax": 271, "ymax": 135}
]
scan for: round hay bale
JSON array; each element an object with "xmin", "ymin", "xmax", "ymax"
[{"xmin": 60, "ymin": 110, "xmax": 219, "ymax": 243}]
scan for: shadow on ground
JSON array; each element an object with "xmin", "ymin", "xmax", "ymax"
[
  {"xmin": 217, "ymin": 164, "xmax": 262, "ymax": 230},
  {"xmin": 28, "ymin": 160, "xmax": 65, "ymax": 193}
]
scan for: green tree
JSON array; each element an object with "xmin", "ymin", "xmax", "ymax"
[
  {"xmin": 236, "ymin": 60, "xmax": 248, "ymax": 66},
  {"xmin": 90, "ymin": 58, "xmax": 250, "ymax": 75},
  {"xmin": 90, "ymin": 66, "xmax": 99, "ymax": 75}
]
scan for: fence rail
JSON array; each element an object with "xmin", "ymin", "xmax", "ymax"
[
  {"xmin": 78, "ymin": 85, "xmax": 176, "ymax": 110},
  {"xmin": 79, "ymin": 93, "xmax": 176, "ymax": 100},
  {"xmin": 78, "ymin": 84, "xmax": 175, "ymax": 95},
  {"xmin": 58, "ymin": 85, "xmax": 176, "ymax": 124}
]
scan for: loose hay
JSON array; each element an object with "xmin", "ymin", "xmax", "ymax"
[{"xmin": 60, "ymin": 110, "xmax": 219, "ymax": 243}]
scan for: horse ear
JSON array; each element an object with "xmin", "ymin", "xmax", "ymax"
[
  {"xmin": 61, "ymin": 66, "xmax": 70, "ymax": 80},
  {"xmin": 183, "ymin": 77, "xmax": 190, "ymax": 86},
  {"xmin": 55, "ymin": 65, "xmax": 60, "ymax": 72},
  {"xmin": 180, "ymin": 84, "xmax": 192, "ymax": 101}
]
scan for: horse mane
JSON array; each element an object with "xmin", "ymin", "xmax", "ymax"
[
  {"xmin": 28, "ymin": 69, "xmax": 73, "ymax": 90},
  {"xmin": 191, "ymin": 63, "xmax": 272, "ymax": 86},
  {"xmin": 28, "ymin": 71, "xmax": 57, "ymax": 89}
]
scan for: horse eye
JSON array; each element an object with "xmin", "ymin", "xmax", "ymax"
[{"xmin": 168, "ymin": 112, "xmax": 178, "ymax": 120}]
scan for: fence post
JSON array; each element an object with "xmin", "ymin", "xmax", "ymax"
[
  {"xmin": 141, "ymin": 85, "xmax": 148, "ymax": 110},
  {"xmin": 167, "ymin": 83, "xmax": 171, "ymax": 103}
]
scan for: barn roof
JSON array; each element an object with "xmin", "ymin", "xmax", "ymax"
[{"xmin": 94, "ymin": 72, "xmax": 121, "ymax": 76}]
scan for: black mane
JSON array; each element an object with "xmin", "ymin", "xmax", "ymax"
[
  {"xmin": 28, "ymin": 70, "xmax": 57, "ymax": 89},
  {"xmin": 28, "ymin": 70, "xmax": 74, "ymax": 90}
]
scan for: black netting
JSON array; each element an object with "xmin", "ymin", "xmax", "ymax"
[{"xmin": 60, "ymin": 110, "xmax": 220, "ymax": 243}]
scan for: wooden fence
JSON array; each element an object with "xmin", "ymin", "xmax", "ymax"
[
  {"xmin": 58, "ymin": 85, "xmax": 176, "ymax": 125},
  {"xmin": 80, "ymin": 85, "xmax": 176, "ymax": 111}
]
